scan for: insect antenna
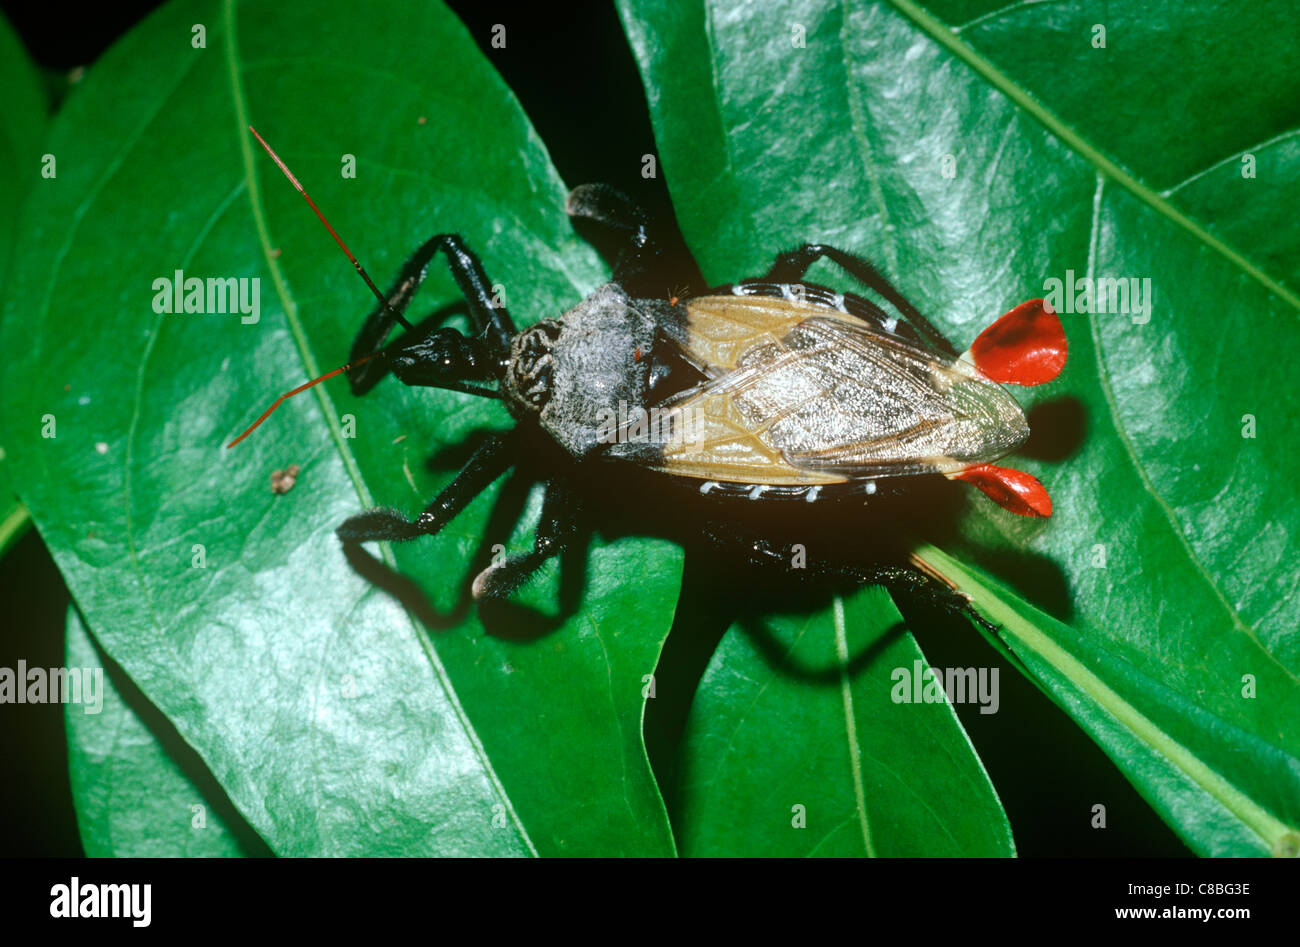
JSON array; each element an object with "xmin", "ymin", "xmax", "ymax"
[
  {"xmin": 228, "ymin": 127, "xmax": 411, "ymax": 450},
  {"xmin": 226, "ymin": 352, "xmax": 380, "ymax": 449},
  {"xmin": 248, "ymin": 126, "xmax": 412, "ymax": 331}
]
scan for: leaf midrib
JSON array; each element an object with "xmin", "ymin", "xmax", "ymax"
[
  {"xmin": 920, "ymin": 545, "xmax": 1296, "ymax": 853},
  {"xmin": 832, "ymin": 596, "xmax": 876, "ymax": 856}
]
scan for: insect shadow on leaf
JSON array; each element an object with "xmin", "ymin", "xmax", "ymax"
[{"xmin": 1021, "ymin": 397, "xmax": 1088, "ymax": 463}]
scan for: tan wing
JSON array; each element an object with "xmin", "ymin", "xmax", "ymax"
[{"xmin": 649, "ymin": 294, "xmax": 1029, "ymax": 485}]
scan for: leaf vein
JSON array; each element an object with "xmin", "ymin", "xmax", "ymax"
[
  {"xmin": 222, "ymin": 0, "xmax": 537, "ymax": 855},
  {"xmin": 886, "ymin": 0, "xmax": 1300, "ymax": 311},
  {"xmin": 1083, "ymin": 172, "xmax": 1297, "ymax": 682}
]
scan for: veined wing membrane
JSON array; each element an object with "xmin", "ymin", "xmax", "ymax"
[{"xmin": 650, "ymin": 295, "xmax": 1029, "ymax": 483}]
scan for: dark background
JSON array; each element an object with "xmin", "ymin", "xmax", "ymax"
[{"xmin": 0, "ymin": 0, "xmax": 1188, "ymax": 858}]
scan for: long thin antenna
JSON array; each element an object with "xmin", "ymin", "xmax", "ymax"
[
  {"xmin": 248, "ymin": 125, "xmax": 413, "ymax": 332},
  {"xmin": 231, "ymin": 127, "xmax": 413, "ymax": 450},
  {"xmin": 226, "ymin": 352, "xmax": 381, "ymax": 449}
]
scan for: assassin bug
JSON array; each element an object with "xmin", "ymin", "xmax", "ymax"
[{"xmin": 231, "ymin": 128, "xmax": 1066, "ymax": 621}]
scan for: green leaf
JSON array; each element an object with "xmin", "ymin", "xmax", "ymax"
[
  {"xmin": 4, "ymin": 0, "xmax": 680, "ymax": 856},
  {"xmin": 618, "ymin": 0, "xmax": 1300, "ymax": 854},
  {"xmin": 677, "ymin": 586, "xmax": 1013, "ymax": 856},
  {"xmin": 909, "ymin": 0, "xmax": 1300, "ymax": 296},
  {"xmin": 65, "ymin": 607, "xmax": 267, "ymax": 857},
  {"xmin": 0, "ymin": 10, "xmax": 48, "ymax": 557},
  {"xmin": 0, "ymin": 11, "xmax": 47, "ymax": 260}
]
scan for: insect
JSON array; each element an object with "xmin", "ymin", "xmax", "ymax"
[{"xmin": 231, "ymin": 129, "xmax": 1066, "ymax": 623}]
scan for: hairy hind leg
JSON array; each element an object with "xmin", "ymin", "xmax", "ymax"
[
  {"xmin": 702, "ymin": 521, "xmax": 997, "ymax": 632},
  {"xmin": 471, "ymin": 479, "xmax": 581, "ymax": 600}
]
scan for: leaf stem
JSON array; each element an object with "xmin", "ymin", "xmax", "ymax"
[
  {"xmin": 0, "ymin": 501, "xmax": 30, "ymax": 556},
  {"xmin": 916, "ymin": 544, "xmax": 1297, "ymax": 854}
]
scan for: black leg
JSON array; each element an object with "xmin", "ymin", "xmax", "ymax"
[
  {"xmin": 853, "ymin": 563, "xmax": 998, "ymax": 633},
  {"xmin": 566, "ymin": 184, "xmax": 704, "ymax": 299},
  {"xmin": 764, "ymin": 244, "xmax": 957, "ymax": 356},
  {"xmin": 566, "ymin": 184, "xmax": 655, "ymax": 290},
  {"xmin": 471, "ymin": 479, "xmax": 581, "ymax": 600},
  {"xmin": 703, "ymin": 521, "xmax": 997, "ymax": 632},
  {"xmin": 349, "ymin": 234, "xmax": 517, "ymax": 392},
  {"xmin": 336, "ymin": 432, "xmax": 516, "ymax": 543}
]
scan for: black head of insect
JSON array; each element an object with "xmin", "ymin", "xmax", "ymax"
[{"xmin": 387, "ymin": 328, "xmax": 498, "ymax": 393}]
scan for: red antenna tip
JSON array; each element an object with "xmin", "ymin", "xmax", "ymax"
[
  {"xmin": 246, "ymin": 126, "xmax": 407, "ymax": 328},
  {"xmin": 226, "ymin": 353, "xmax": 379, "ymax": 449}
]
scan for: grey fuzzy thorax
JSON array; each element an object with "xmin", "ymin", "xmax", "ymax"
[{"xmin": 501, "ymin": 282, "xmax": 661, "ymax": 458}]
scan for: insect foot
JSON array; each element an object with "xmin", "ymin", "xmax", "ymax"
[{"xmin": 472, "ymin": 557, "xmax": 538, "ymax": 601}]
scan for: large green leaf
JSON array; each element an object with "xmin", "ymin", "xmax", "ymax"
[
  {"xmin": 677, "ymin": 586, "xmax": 1013, "ymax": 856},
  {"xmin": 65, "ymin": 607, "xmax": 265, "ymax": 857},
  {"xmin": 0, "ymin": 11, "xmax": 48, "ymax": 557},
  {"xmin": 618, "ymin": 0, "xmax": 1300, "ymax": 854},
  {"xmin": 4, "ymin": 0, "xmax": 681, "ymax": 856}
]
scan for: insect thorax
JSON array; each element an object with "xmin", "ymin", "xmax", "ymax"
[{"xmin": 502, "ymin": 282, "xmax": 660, "ymax": 458}]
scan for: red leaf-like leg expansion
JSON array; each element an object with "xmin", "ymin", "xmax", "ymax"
[
  {"xmin": 968, "ymin": 299, "xmax": 1067, "ymax": 386},
  {"xmin": 954, "ymin": 463, "xmax": 1053, "ymax": 517}
]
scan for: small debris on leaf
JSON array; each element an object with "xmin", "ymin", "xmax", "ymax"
[{"xmin": 270, "ymin": 464, "xmax": 302, "ymax": 494}]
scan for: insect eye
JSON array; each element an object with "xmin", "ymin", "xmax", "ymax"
[{"xmin": 505, "ymin": 323, "xmax": 559, "ymax": 411}]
